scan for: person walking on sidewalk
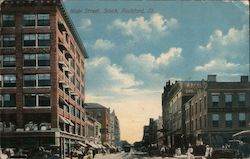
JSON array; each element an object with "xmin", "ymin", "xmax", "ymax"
[
  {"xmin": 205, "ymin": 145, "xmax": 213, "ymax": 159},
  {"xmin": 160, "ymin": 145, "xmax": 165, "ymax": 157},
  {"xmin": 187, "ymin": 144, "xmax": 194, "ymax": 159}
]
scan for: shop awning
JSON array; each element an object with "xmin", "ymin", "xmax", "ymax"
[
  {"xmin": 86, "ymin": 141, "xmax": 99, "ymax": 149},
  {"xmin": 96, "ymin": 144, "xmax": 104, "ymax": 149},
  {"xmin": 233, "ymin": 130, "xmax": 250, "ymax": 138},
  {"xmin": 66, "ymin": 119, "xmax": 74, "ymax": 126},
  {"xmin": 111, "ymin": 145, "xmax": 116, "ymax": 149},
  {"xmin": 77, "ymin": 141, "xmax": 87, "ymax": 147},
  {"xmin": 104, "ymin": 143, "xmax": 112, "ymax": 149},
  {"xmin": 59, "ymin": 116, "xmax": 69, "ymax": 124}
]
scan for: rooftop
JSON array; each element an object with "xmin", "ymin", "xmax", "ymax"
[{"xmin": 85, "ymin": 103, "xmax": 108, "ymax": 109}]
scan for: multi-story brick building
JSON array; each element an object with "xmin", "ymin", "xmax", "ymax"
[
  {"xmin": 162, "ymin": 75, "xmax": 250, "ymax": 149},
  {"xmin": 0, "ymin": 0, "xmax": 88, "ymax": 157},
  {"xmin": 85, "ymin": 114, "xmax": 102, "ymax": 148},
  {"xmin": 110, "ymin": 110, "xmax": 120, "ymax": 146},
  {"xmin": 85, "ymin": 103, "xmax": 111, "ymax": 145},
  {"xmin": 142, "ymin": 125, "xmax": 150, "ymax": 146},
  {"xmin": 185, "ymin": 75, "xmax": 250, "ymax": 147},
  {"xmin": 162, "ymin": 80, "xmax": 204, "ymax": 148}
]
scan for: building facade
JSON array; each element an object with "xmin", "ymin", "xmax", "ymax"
[
  {"xmin": 162, "ymin": 75, "xmax": 250, "ymax": 149},
  {"xmin": 142, "ymin": 125, "xmax": 150, "ymax": 146},
  {"xmin": 0, "ymin": 0, "xmax": 88, "ymax": 158},
  {"xmin": 85, "ymin": 103, "xmax": 111, "ymax": 145},
  {"xmin": 110, "ymin": 110, "xmax": 120, "ymax": 146},
  {"xmin": 155, "ymin": 116, "xmax": 164, "ymax": 148},
  {"xmin": 185, "ymin": 75, "xmax": 250, "ymax": 147},
  {"xmin": 85, "ymin": 114, "xmax": 102, "ymax": 148},
  {"xmin": 162, "ymin": 80, "xmax": 205, "ymax": 148}
]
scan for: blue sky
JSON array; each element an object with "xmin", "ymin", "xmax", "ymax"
[{"xmin": 63, "ymin": 0, "xmax": 249, "ymax": 143}]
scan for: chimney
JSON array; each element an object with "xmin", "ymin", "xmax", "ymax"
[
  {"xmin": 207, "ymin": 75, "xmax": 216, "ymax": 82},
  {"xmin": 240, "ymin": 76, "xmax": 248, "ymax": 82}
]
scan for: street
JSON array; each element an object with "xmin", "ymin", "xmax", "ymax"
[
  {"xmin": 94, "ymin": 149, "xmax": 201, "ymax": 159},
  {"xmin": 95, "ymin": 151, "xmax": 169, "ymax": 159}
]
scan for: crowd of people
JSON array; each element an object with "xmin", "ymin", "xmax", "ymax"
[
  {"xmin": 0, "ymin": 145, "xmax": 119, "ymax": 159},
  {"xmin": 157, "ymin": 144, "xmax": 214, "ymax": 159}
]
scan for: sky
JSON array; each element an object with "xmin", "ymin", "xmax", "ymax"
[{"xmin": 62, "ymin": 0, "xmax": 249, "ymax": 143}]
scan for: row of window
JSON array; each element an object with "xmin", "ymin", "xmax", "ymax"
[
  {"xmin": 211, "ymin": 93, "xmax": 246, "ymax": 106},
  {"xmin": 212, "ymin": 113, "xmax": 246, "ymax": 127},
  {"xmin": 0, "ymin": 34, "xmax": 50, "ymax": 48},
  {"xmin": 24, "ymin": 74, "xmax": 50, "ymax": 87},
  {"xmin": 0, "ymin": 74, "xmax": 50, "ymax": 87},
  {"xmin": 0, "ymin": 54, "xmax": 50, "ymax": 68},
  {"xmin": 24, "ymin": 94, "xmax": 50, "ymax": 107},
  {"xmin": 0, "ymin": 94, "xmax": 50, "ymax": 108},
  {"xmin": 2, "ymin": 14, "xmax": 50, "ymax": 27},
  {"xmin": 59, "ymin": 122, "xmax": 82, "ymax": 136}
]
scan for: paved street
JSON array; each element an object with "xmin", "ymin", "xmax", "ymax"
[
  {"xmin": 94, "ymin": 149, "xmax": 202, "ymax": 159},
  {"xmin": 95, "ymin": 151, "xmax": 168, "ymax": 159}
]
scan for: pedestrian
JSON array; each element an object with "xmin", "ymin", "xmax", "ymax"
[
  {"xmin": 209, "ymin": 146, "xmax": 213, "ymax": 158},
  {"xmin": 160, "ymin": 145, "xmax": 165, "ymax": 157},
  {"xmin": 175, "ymin": 147, "xmax": 181, "ymax": 156},
  {"xmin": 205, "ymin": 145, "xmax": 210, "ymax": 158},
  {"xmin": 186, "ymin": 144, "xmax": 194, "ymax": 159},
  {"xmin": 92, "ymin": 149, "xmax": 96, "ymax": 158}
]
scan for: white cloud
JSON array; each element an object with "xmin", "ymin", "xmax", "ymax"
[
  {"xmin": 106, "ymin": 64, "xmax": 143, "ymax": 89},
  {"xmin": 242, "ymin": 1, "xmax": 249, "ymax": 6},
  {"xmin": 194, "ymin": 59, "xmax": 240, "ymax": 71},
  {"xmin": 223, "ymin": 0, "xmax": 249, "ymax": 6},
  {"xmin": 156, "ymin": 47, "xmax": 182, "ymax": 65},
  {"xmin": 198, "ymin": 25, "xmax": 248, "ymax": 52},
  {"xmin": 109, "ymin": 13, "xmax": 178, "ymax": 39},
  {"xmin": 86, "ymin": 56, "xmax": 143, "ymax": 95},
  {"xmin": 80, "ymin": 18, "xmax": 92, "ymax": 31},
  {"xmin": 125, "ymin": 47, "xmax": 182, "ymax": 68},
  {"xmin": 195, "ymin": 25, "xmax": 249, "ymax": 81},
  {"xmin": 123, "ymin": 47, "xmax": 183, "ymax": 88},
  {"xmin": 93, "ymin": 39, "xmax": 115, "ymax": 50}
]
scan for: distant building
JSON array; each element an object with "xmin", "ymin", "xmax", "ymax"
[
  {"xmin": 142, "ymin": 117, "xmax": 164, "ymax": 149},
  {"xmin": 85, "ymin": 114, "xmax": 102, "ymax": 147},
  {"xmin": 162, "ymin": 75, "xmax": 250, "ymax": 148},
  {"xmin": 110, "ymin": 110, "xmax": 120, "ymax": 146},
  {"xmin": 143, "ymin": 125, "xmax": 150, "ymax": 146},
  {"xmin": 162, "ymin": 80, "xmax": 205, "ymax": 147},
  {"xmin": 155, "ymin": 116, "xmax": 164, "ymax": 148},
  {"xmin": 85, "ymin": 103, "xmax": 111, "ymax": 144},
  {"xmin": 0, "ymin": 0, "xmax": 88, "ymax": 158},
  {"xmin": 185, "ymin": 75, "xmax": 250, "ymax": 147}
]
